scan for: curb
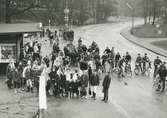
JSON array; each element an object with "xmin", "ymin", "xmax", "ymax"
[{"xmin": 120, "ymin": 28, "xmax": 167, "ymax": 58}]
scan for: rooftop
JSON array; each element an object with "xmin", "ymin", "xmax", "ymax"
[{"xmin": 0, "ymin": 23, "xmax": 42, "ymax": 34}]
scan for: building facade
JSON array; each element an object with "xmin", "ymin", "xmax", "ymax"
[{"xmin": 0, "ymin": 23, "xmax": 42, "ymax": 75}]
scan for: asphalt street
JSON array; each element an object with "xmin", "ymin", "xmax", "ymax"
[
  {"xmin": 0, "ymin": 20, "xmax": 167, "ymax": 118},
  {"xmin": 43, "ymin": 20, "xmax": 167, "ymax": 118}
]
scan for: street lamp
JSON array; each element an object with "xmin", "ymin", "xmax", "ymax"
[
  {"xmin": 126, "ymin": 3, "xmax": 135, "ymax": 34},
  {"xmin": 64, "ymin": 0, "xmax": 70, "ymax": 30},
  {"xmin": 49, "ymin": 19, "xmax": 51, "ymax": 30}
]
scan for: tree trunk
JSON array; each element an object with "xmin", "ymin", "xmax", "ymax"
[
  {"xmin": 5, "ymin": 0, "xmax": 11, "ymax": 23},
  {"xmin": 143, "ymin": 0, "xmax": 148, "ymax": 24},
  {"xmin": 165, "ymin": 8, "xmax": 167, "ymax": 24},
  {"xmin": 152, "ymin": 0, "xmax": 156, "ymax": 25}
]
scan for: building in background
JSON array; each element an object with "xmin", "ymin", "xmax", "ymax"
[{"xmin": 0, "ymin": 23, "xmax": 42, "ymax": 75}]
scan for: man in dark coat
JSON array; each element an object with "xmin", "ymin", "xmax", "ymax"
[
  {"xmin": 153, "ymin": 56, "xmax": 162, "ymax": 77},
  {"xmin": 102, "ymin": 72, "xmax": 111, "ymax": 103},
  {"xmin": 156, "ymin": 63, "xmax": 167, "ymax": 91}
]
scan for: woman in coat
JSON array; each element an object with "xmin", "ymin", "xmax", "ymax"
[
  {"xmin": 39, "ymin": 61, "xmax": 48, "ymax": 118},
  {"xmin": 6, "ymin": 60, "xmax": 16, "ymax": 89}
]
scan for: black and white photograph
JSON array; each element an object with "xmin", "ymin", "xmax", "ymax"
[{"xmin": 0, "ymin": 0, "xmax": 167, "ymax": 118}]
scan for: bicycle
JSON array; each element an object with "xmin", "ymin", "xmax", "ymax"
[
  {"xmin": 117, "ymin": 67, "xmax": 125, "ymax": 79},
  {"xmin": 153, "ymin": 76, "xmax": 163, "ymax": 92},
  {"xmin": 124, "ymin": 63, "xmax": 132, "ymax": 77},
  {"xmin": 134, "ymin": 63, "xmax": 141, "ymax": 75},
  {"xmin": 113, "ymin": 67, "xmax": 119, "ymax": 75},
  {"xmin": 142, "ymin": 62, "xmax": 151, "ymax": 76}
]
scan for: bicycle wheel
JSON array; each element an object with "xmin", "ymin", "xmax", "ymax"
[{"xmin": 124, "ymin": 66, "xmax": 132, "ymax": 77}]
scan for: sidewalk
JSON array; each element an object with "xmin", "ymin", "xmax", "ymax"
[
  {"xmin": 0, "ymin": 79, "xmax": 39, "ymax": 118},
  {"xmin": 120, "ymin": 27, "xmax": 167, "ymax": 58}
]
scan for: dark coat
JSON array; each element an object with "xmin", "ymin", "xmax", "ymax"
[
  {"xmin": 25, "ymin": 67, "xmax": 33, "ymax": 80},
  {"xmin": 49, "ymin": 71, "xmax": 57, "ymax": 80},
  {"xmin": 102, "ymin": 75, "xmax": 111, "ymax": 90},
  {"xmin": 6, "ymin": 65, "xmax": 17, "ymax": 80},
  {"xmin": 157, "ymin": 67, "xmax": 167, "ymax": 78},
  {"xmin": 81, "ymin": 74, "xmax": 89, "ymax": 87},
  {"xmin": 88, "ymin": 66, "xmax": 92, "ymax": 81},
  {"xmin": 90, "ymin": 73, "xmax": 100, "ymax": 86},
  {"xmin": 60, "ymin": 74, "xmax": 66, "ymax": 88},
  {"xmin": 80, "ymin": 61, "xmax": 88, "ymax": 71},
  {"xmin": 53, "ymin": 44, "xmax": 60, "ymax": 53}
]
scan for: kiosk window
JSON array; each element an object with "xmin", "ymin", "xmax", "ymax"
[{"xmin": 0, "ymin": 44, "xmax": 16, "ymax": 63}]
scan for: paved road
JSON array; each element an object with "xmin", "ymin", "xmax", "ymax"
[
  {"xmin": 39, "ymin": 21, "xmax": 167, "ymax": 118},
  {"xmin": 72, "ymin": 21, "xmax": 167, "ymax": 118},
  {"xmin": 1, "ymin": 21, "xmax": 167, "ymax": 118}
]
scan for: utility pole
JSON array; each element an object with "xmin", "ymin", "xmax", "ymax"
[
  {"xmin": 64, "ymin": 0, "xmax": 70, "ymax": 30},
  {"xmin": 126, "ymin": 2, "xmax": 135, "ymax": 34},
  {"xmin": 94, "ymin": 0, "xmax": 97, "ymax": 24}
]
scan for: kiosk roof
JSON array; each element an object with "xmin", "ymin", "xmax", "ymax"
[{"xmin": 0, "ymin": 23, "xmax": 42, "ymax": 34}]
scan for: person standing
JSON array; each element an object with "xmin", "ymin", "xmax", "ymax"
[
  {"xmin": 6, "ymin": 60, "xmax": 15, "ymax": 89},
  {"xmin": 115, "ymin": 52, "xmax": 121, "ymax": 68},
  {"xmin": 90, "ymin": 70, "xmax": 100, "ymax": 100},
  {"xmin": 153, "ymin": 56, "xmax": 162, "ymax": 77},
  {"xmin": 156, "ymin": 62, "xmax": 167, "ymax": 91},
  {"xmin": 135, "ymin": 53, "xmax": 143, "ymax": 72},
  {"xmin": 13, "ymin": 67, "xmax": 19, "ymax": 93},
  {"xmin": 33, "ymin": 42, "xmax": 39, "ymax": 61},
  {"xmin": 105, "ymin": 60, "xmax": 110, "ymax": 73},
  {"xmin": 65, "ymin": 68, "xmax": 72, "ymax": 98},
  {"xmin": 142, "ymin": 53, "xmax": 151, "ymax": 71},
  {"xmin": 72, "ymin": 70, "xmax": 79, "ymax": 97},
  {"xmin": 16, "ymin": 62, "xmax": 24, "ymax": 93},
  {"xmin": 39, "ymin": 61, "xmax": 48, "ymax": 118},
  {"xmin": 88, "ymin": 64, "xmax": 92, "ymax": 96},
  {"xmin": 102, "ymin": 72, "xmax": 111, "ymax": 103},
  {"xmin": 23, "ymin": 60, "xmax": 33, "ymax": 92},
  {"xmin": 80, "ymin": 71, "xmax": 89, "ymax": 98}
]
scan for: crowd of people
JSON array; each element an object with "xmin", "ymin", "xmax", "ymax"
[{"xmin": 5, "ymin": 28, "xmax": 167, "ymax": 104}]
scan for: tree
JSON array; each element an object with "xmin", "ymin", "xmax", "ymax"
[
  {"xmin": 163, "ymin": 0, "xmax": 167, "ymax": 23},
  {"xmin": 4, "ymin": 0, "xmax": 118, "ymax": 25},
  {"xmin": 5, "ymin": 0, "xmax": 39, "ymax": 23}
]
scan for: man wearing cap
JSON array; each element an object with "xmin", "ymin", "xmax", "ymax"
[
  {"xmin": 142, "ymin": 53, "xmax": 151, "ymax": 71},
  {"xmin": 135, "ymin": 53, "xmax": 143, "ymax": 72}
]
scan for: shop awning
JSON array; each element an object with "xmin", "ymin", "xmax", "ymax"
[{"xmin": 0, "ymin": 23, "xmax": 42, "ymax": 34}]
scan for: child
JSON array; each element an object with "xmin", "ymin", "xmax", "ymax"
[{"xmin": 72, "ymin": 70, "xmax": 79, "ymax": 98}]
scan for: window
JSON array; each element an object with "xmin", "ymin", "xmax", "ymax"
[{"xmin": 0, "ymin": 44, "xmax": 16, "ymax": 63}]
